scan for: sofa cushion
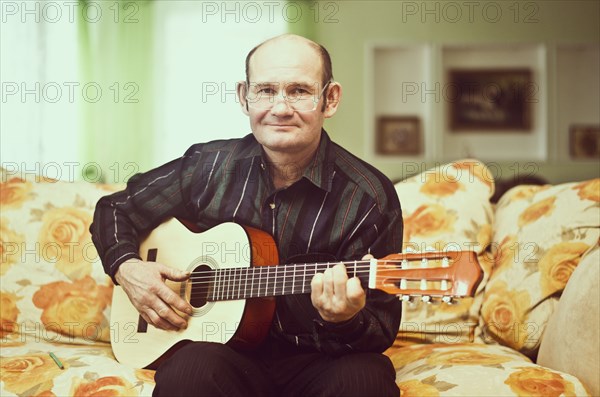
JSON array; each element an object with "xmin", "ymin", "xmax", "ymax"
[
  {"xmin": 394, "ymin": 160, "xmax": 495, "ymax": 344},
  {"xmin": 384, "ymin": 342, "xmax": 591, "ymax": 396},
  {"xmin": 478, "ymin": 178, "xmax": 599, "ymax": 358},
  {"xmin": 537, "ymin": 246, "xmax": 600, "ymax": 396},
  {"xmin": 0, "ymin": 170, "xmax": 122, "ymax": 344},
  {"xmin": 0, "ymin": 340, "xmax": 155, "ymax": 396}
]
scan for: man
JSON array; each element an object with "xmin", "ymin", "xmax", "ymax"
[{"xmin": 91, "ymin": 34, "xmax": 403, "ymax": 396}]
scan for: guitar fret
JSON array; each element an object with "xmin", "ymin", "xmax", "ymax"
[
  {"xmin": 273, "ymin": 266, "xmax": 277, "ymax": 296},
  {"xmin": 236, "ymin": 268, "xmax": 241, "ymax": 300},
  {"xmin": 220, "ymin": 269, "xmax": 225, "ymax": 301},
  {"xmin": 230, "ymin": 268, "xmax": 234, "ymax": 300},
  {"xmin": 244, "ymin": 267, "xmax": 248, "ymax": 299},
  {"xmin": 288, "ymin": 265, "xmax": 292, "ymax": 295},
  {"xmin": 213, "ymin": 269, "xmax": 218, "ymax": 301},
  {"xmin": 219, "ymin": 269, "xmax": 224, "ymax": 300},
  {"xmin": 233, "ymin": 268, "xmax": 237, "ymax": 300},
  {"xmin": 221, "ymin": 269, "xmax": 225, "ymax": 300},
  {"xmin": 264, "ymin": 266, "xmax": 268, "ymax": 297},
  {"xmin": 226, "ymin": 269, "xmax": 230, "ymax": 300},
  {"xmin": 256, "ymin": 267, "xmax": 261, "ymax": 299},
  {"xmin": 229, "ymin": 268, "xmax": 233, "ymax": 300},
  {"xmin": 302, "ymin": 264, "xmax": 306, "ymax": 293}
]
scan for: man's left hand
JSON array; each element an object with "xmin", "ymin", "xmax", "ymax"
[{"xmin": 310, "ymin": 260, "xmax": 368, "ymax": 323}]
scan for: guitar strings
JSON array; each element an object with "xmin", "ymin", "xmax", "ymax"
[
  {"xmin": 185, "ymin": 261, "xmax": 454, "ymax": 283},
  {"xmin": 185, "ymin": 271, "xmax": 453, "ymax": 300},
  {"xmin": 171, "ymin": 259, "xmax": 456, "ymax": 299},
  {"xmin": 185, "ymin": 259, "xmax": 454, "ymax": 278}
]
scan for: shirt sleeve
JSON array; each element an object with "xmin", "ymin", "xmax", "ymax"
[
  {"xmin": 312, "ymin": 188, "xmax": 403, "ymax": 356},
  {"xmin": 89, "ymin": 145, "xmax": 203, "ymax": 283}
]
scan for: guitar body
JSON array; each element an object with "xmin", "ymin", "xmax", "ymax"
[
  {"xmin": 110, "ymin": 220, "xmax": 278, "ymax": 369},
  {"xmin": 110, "ymin": 219, "xmax": 483, "ymax": 369}
]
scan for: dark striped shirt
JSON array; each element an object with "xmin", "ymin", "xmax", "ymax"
[{"xmin": 90, "ymin": 130, "xmax": 403, "ymax": 355}]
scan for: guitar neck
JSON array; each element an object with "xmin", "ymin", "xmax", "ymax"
[{"xmin": 193, "ymin": 261, "xmax": 370, "ymax": 302}]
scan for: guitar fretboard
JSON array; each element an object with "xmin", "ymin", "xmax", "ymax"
[{"xmin": 191, "ymin": 262, "xmax": 370, "ymax": 302}]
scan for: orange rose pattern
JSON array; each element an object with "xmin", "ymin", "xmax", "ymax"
[
  {"xmin": 505, "ymin": 366, "xmax": 576, "ymax": 397},
  {"xmin": 404, "ymin": 204, "xmax": 456, "ymax": 242},
  {"xmin": 518, "ymin": 197, "xmax": 556, "ymax": 227},
  {"xmin": 506, "ymin": 185, "xmax": 550, "ymax": 202},
  {"xmin": 398, "ymin": 379, "xmax": 440, "ymax": 397},
  {"xmin": 32, "ymin": 276, "xmax": 113, "ymax": 342},
  {"xmin": 538, "ymin": 242, "xmax": 590, "ymax": 296},
  {"xmin": 0, "ymin": 218, "xmax": 24, "ymax": 275},
  {"xmin": 453, "ymin": 160, "xmax": 494, "ymax": 192},
  {"xmin": 0, "ymin": 177, "xmax": 33, "ymax": 209},
  {"xmin": 38, "ymin": 206, "xmax": 95, "ymax": 279},
  {"xmin": 426, "ymin": 348, "xmax": 513, "ymax": 366},
  {"xmin": 420, "ymin": 172, "xmax": 465, "ymax": 197},
  {"xmin": 0, "ymin": 353, "xmax": 66, "ymax": 395},
  {"xmin": 0, "ymin": 291, "xmax": 20, "ymax": 336},
  {"xmin": 135, "ymin": 368, "xmax": 156, "ymax": 384},
  {"xmin": 70, "ymin": 376, "xmax": 138, "ymax": 397},
  {"xmin": 573, "ymin": 179, "xmax": 600, "ymax": 202},
  {"xmin": 493, "ymin": 235, "xmax": 518, "ymax": 275},
  {"xmin": 481, "ymin": 281, "xmax": 531, "ymax": 350},
  {"xmin": 387, "ymin": 344, "xmax": 438, "ymax": 369}
]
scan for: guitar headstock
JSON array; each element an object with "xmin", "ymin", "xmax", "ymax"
[{"xmin": 371, "ymin": 250, "xmax": 483, "ymax": 303}]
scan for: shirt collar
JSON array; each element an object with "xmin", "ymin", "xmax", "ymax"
[
  {"xmin": 241, "ymin": 129, "xmax": 335, "ymax": 193},
  {"xmin": 301, "ymin": 129, "xmax": 335, "ymax": 192}
]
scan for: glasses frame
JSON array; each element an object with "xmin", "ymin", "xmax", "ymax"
[{"xmin": 244, "ymin": 80, "xmax": 332, "ymax": 112}]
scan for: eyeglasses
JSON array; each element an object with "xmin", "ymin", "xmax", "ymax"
[{"xmin": 245, "ymin": 81, "xmax": 331, "ymax": 112}]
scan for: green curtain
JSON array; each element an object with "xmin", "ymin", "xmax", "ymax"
[
  {"xmin": 286, "ymin": 0, "xmax": 318, "ymax": 39},
  {"xmin": 76, "ymin": 0, "xmax": 318, "ymax": 183},
  {"xmin": 78, "ymin": 0, "xmax": 154, "ymax": 183}
]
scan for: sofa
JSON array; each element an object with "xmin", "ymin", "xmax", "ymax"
[{"xmin": 1, "ymin": 160, "xmax": 598, "ymax": 397}]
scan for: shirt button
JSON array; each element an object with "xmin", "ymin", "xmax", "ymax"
[{"xmin": 269, "ymin": 203, "xmax": 276, "ymax": 209}]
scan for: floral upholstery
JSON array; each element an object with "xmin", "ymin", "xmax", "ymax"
[
  {"xmin": 1, "ymin": 166, "xmax": 597, "ymax": 396},
  {"xmin": 385, "ymin": 343, "xmax": 590, "ymax": 397},
  {"xmin": 0, "ymin": 173, "xmax": 120, "ymax": 345},
  {"xmin": 0, "ymin": 340, "xmax": 155, "ymax": 396},
  {"xmin": 393, "ymin": 160, "xmax": 495, "ymax": 345},
  {"xmin": 477, "ymin": 179, "xmax": 600, "ymax": 358}
]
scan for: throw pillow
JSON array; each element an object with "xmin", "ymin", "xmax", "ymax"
[
  {"xmin": 478, "ymin": 178, "xmax": 599, "ymax": 358},
  {"xmin": 394, "ymin": 159, "xmax": 495, "ymax": 344}
]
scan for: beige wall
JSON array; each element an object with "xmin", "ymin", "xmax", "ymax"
[{"xmin": 309, "ymin": 0, "xmax": 599, "ymax": 184}]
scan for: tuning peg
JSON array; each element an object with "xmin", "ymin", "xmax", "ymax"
[
  {"xmin": 400, "ymin": 295, "xmax": 413, "ymax": 303},
  {"xmin": 421, "ymin": 295, "xmax": 431, "ymax": 303},
  {"xmin": 442, "ymin": 296, "xmax": 454, "ymax": 304}
]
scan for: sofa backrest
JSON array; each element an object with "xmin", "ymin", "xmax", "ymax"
[
  {"xmin": 477, "ymin": 179, "xmax": 599, "ymax": 359},
  {"xmin": 1, "ymin": 170, "xmax": 122, "ymax": 345}
]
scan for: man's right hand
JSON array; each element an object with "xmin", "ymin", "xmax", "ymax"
[{"xmin": 115, "ymin": 258, "xmax": 193, "ymax": 331}]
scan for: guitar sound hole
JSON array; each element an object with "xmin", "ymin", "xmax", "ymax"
[{"xmin": 189, "ymin": 264, "xmax": 213, "ymax": 308}]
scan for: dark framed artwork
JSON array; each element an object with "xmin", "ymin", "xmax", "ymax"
[
  {"xmin": 569, "ymin": 125, "xmax": 600, "ymax": 159},
  {"xmin": 448, "ymin": 69, "xmax": 534, "ymax": 132},
  {"xmin": 376, "ymin": 116, "xmax": 421, "ymax": 155}
]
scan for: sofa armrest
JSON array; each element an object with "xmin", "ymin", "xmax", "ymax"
[{"xmin": 537, "ymin": 246, "xmax": 599, "ymax": 396}]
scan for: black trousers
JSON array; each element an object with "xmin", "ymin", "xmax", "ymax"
[{"xmin": 153, "ymin": 339, "xmax": 399, "ymax": 397}]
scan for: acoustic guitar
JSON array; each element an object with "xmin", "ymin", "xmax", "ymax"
[{"xmin": 110, "ymin": 218, "xmax": 483, "ymax": 368}]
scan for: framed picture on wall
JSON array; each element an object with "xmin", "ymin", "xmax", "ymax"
[
  {"xmin": 569, "ymin": 125, "xmax": 600, "ymax": 159},
  {"xmin": 376, "ymin": 116, "xmax": 421, "ymax": 155},
  {"xmin": 448, "ymin": 69, "xmax": 534, "ymax": 132}
]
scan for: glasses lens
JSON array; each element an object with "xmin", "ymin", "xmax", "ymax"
[{"xmin": 246, "ymin": 83, "xmax": 329, "ymax": 112}]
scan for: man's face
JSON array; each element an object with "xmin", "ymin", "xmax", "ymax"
[{"xmin": 239, "ymin": 39, "xmax": 339, "ymax": 160}]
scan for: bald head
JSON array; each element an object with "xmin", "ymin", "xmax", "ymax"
[{"xmin": 245, "ymin": 34, "xmax": 333, "ymax": 87}]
